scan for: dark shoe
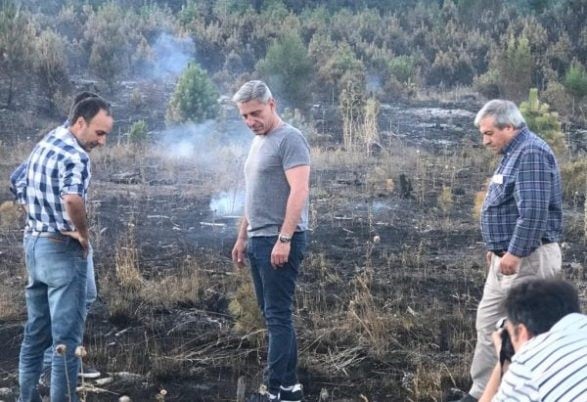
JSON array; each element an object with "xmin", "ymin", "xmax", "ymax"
[
  {"xmin": 78, "ymin": 363, "xmax": 101, "ymax": 379},
  {"xmin": 280, "ymin": 383, "xmax": 303, "ymax": 402},
  {"xmin": 450, "ymin": 394, "xmax": 478, "ymax": 402}
]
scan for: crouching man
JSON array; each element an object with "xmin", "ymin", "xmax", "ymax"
[{"xmin": 481, "ymin": 279, "xmax": 587, "ymax": 401}]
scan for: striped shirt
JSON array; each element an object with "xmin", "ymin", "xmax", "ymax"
[
  {"xmin": 480, "ymin": 128, "xmax": 562, "ymax": 257},
  {"xmin": 493, "ymin": 313, "xmax": 587, "ymax": 402},
  {"xmin": 24, "ymin": 126, "xmax": 91, "ymax": 233}
]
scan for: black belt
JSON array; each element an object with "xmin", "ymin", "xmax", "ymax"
[{"xmin": 492, "ymin": 239, "xmax": 555, "ymax": 258}]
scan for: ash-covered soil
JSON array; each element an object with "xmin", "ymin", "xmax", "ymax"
[{"xmin": 1, "ymin": 94, "xmax": 585, "ymax": 402}]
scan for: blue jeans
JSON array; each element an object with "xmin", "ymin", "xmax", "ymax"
[
  {"xmin": 19, "ymin": 233, "xmax": 87, "ymax": 402},
  {"xmin": 42, "ymin": 246, "xmax": 96, "ymax": 369},
  {"xmin": 247, "ymin": 232, "xmax": 306, "ymax": 395}
]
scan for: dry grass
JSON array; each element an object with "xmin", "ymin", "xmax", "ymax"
[
  {"xmin": 114, "ymin": 223, "xmax": 144, "ymax": 291},
  {"xmin": 142, "ymin": 256, "xmax": 209, "ymax": 308},
  {"xmin": 0, "ymin": 201, "xmax": 23, "ymax": 230},
  {"xmin": 0, "ymin": 276, "xmax": 25, "ymax": 321},
  {"xmin": 102, "ymin": 220, "xmax": 213, "ymax": 320},
  {"xmin": 560, "ymin": 158, "xmax": 587, "ymax": 204},
  {"xmin": 0, "ymin": 140, "xmax": 35, "ymax": 165},
  {"xmin": 2, "ymin": 117, "xmax": 583, "ymax": 400},
  {"xmin": 228, "ymin": 269, "xmax": 265, "ymax": 342},
  {"xmin": 347, "ymin": 269, "xmax": 395, "ymax": 358},
  {"xmin": 311, "ymin": 146, "xmax": 369, "ymax": 170}
]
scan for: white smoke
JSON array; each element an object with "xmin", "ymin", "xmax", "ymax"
[
  {"xmin": 209, "ymin": 190, "xmax": 245, "ymax": 216},
  {"xmin": 138, "ymin": 32, "xmax": 195, "ymax": 80}
]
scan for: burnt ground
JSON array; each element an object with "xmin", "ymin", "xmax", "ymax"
[{"xmin": 1, "ymin": 93, "xmax": 586, "ymax": 402}]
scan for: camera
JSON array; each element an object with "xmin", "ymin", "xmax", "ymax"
[{"xmin": 496, "ymin": 317, "xmax": 515, "ymax": 366}]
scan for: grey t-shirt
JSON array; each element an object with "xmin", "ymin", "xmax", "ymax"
[{"xmin": 244, "ymin": 123, "xmax": 310, "ymax": 237}]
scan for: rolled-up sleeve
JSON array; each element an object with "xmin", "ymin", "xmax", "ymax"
[
  {"xmin": 59, "ymin": 154, "xmax": 89, "ymax": 197},
  {"xmin": 10, "ymin": 162, "xmax": 28, "ymax": 204}
]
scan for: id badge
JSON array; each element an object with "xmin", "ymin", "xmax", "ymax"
[{"xmin": 492, "ymin": 174, "xmax": 504, "ymax": 184}]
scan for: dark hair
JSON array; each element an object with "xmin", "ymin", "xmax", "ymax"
[
  {"xmin": 69, "ymin": 97, "xmax": 111, "ymax": 125},
  {"xmin": 68, "ymin": 92, "xmax": 100, "ymax": 121},
  {"xmin": 505, "ymin": 279, "xmax": 581, "ymax": 336},
  {"xmin": 73, "ymin": 91, "xmax": 100, "ymax": 106}
]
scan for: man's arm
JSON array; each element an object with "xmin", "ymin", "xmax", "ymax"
[
  {"xmin": 232, "ymin": 216, "xmax": 249, "ymax": 269},
  {"xmin": 479, "ymin": 363, "xmax": 502, "ymax": 402},
  {"xmin": 501, "ymin": 150, "xmax": 553, "ymax": 274},
  {"xmin": 62, "ymin": 194, "xmax": 89, "ymax": 255},
  {"xmin": 10, "ymin": 162, "xmax": 28, "ymax": 210},
  {"xmin": 271, "ymin": 165, "xmax": 310, "ymax": 268}
]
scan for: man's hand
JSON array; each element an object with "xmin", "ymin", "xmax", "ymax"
[
  {"xmin": 232, "ymin": 238, "xmax": 247, "ymax": 269},
  {"xmin": 499, "ymin": 252, "xmax": 521, "ymax": 275},
  {"xmin": 271, "ymin": 241, "xmax": 291, "ymax": 269},
  {"xmin": 62, "ymin": 230, "xmax": 89, "ymax": 258}
]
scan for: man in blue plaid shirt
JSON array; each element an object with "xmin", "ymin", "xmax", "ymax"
[
  {"xmin": 17, "ymin": 97, "xmax": 113, "ymax": 402},
  {"xmin": 11, "ymin": 92, "xmax": 103, "ymax": 385},
  {"xmin": 454, "ymin": 100, "xmax": 563, "ymax": 402}
]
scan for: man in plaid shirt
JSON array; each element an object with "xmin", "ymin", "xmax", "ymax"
[
  {"xmin": 10, "ymin": 92, "xmax": 103, "ymax": 384},
  {"xmin": 454, "ymin": 100, "xmax": 563, "ymax": 402},
  {"xmin": 17, "ymin": 97, "xmax": 113, "ymax": 402}
]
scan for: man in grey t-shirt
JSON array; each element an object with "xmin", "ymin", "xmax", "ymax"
[{"xmin": 231, "ymin": 80, "xmax": 310, "ymax": 402}]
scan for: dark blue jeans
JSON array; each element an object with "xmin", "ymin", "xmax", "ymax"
[
  {"xmin": 247, "ymin": 232, "xmax": 306, "ymax": 395},
  {"xmin": 19, "ymin": 233, "xmax": 87, "ymax": 402}
]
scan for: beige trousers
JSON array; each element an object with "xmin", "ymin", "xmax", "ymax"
[{"xmin": 468, "ymin": 243, "xmax": 562, "ymax": 399}]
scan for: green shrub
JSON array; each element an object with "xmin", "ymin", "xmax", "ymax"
[
  {"xmin": 560, "ymin": 159, "xmax": 587, "ymax": 204},
  {"xmin": 474, "ymin": 69, "xmax": 500, "ymax": 99},
  {"xmin": 428, "ymin": 49, "xmax": 474, "ymax": 87},
  {"xmin": 0, "ymin": 0, "xmax": 35, "ymax": 107},
  {"xmin": 166, "ymin": 63, "xmax": 219, "ymax": 124},
  {"xmin": 256, "ymin": 31, "xmax": 313, "ymax": 108},
  {"xmin": 519, "ymin": 88, "xmax": 566, "ymax": 156},
  {"xmin": 495, "ymin": 35, "xmax": 533, "ymax": 101},
  {"xmin": 128, "ymin": 120, "xmax": 148, "ymax": 144},
  {"xmin": 387, "ymin": 55, "xmax": 416, "ymax": 84},
  {"xmin": 564, "ymin": 62, "xmax": 587, "ymax": 100},
  {"xmin": 34, "ymin": 29, "xmax": 69, "ymax": 113},
  {"xmin": 86, "ymin": 2, "xmax": 137, "ymax": 86}
]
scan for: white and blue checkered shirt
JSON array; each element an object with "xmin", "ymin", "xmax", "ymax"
[{"xmin": 24, "ymin": 126, "xmax": 91, "ymax": 233}]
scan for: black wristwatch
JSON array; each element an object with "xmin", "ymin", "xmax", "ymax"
[{"xmin": 278, "ymin": 233, "xmax": 292, "ymax": 243}]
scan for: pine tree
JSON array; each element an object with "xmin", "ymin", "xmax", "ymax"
[
  {"xmin": 563, "ymin": 62, "xmax": 587, "ymax": 111},
  {"xmin": 256, "ymin": 31, "xmax": 313, "ymax": 109},
  {"xmin": 519, "ymin": 88, "xmax": 566, "ymax": 156},
  {"xmin": 0, "ymin": 0, "xmax": 35, "ymax": 108},
  {"xmin": 495, "ymin": 35, "xmax": 533, "ymax": 102},
  {"xmin": 166, "ymin": 63, "xmax": 219, "ymax": 124}
]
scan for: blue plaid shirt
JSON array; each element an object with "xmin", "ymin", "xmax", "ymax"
[
  {"xmin": 481, "ymin": 128, "xmax": 562, "ymax": 257},
  {"xmin": 24, "ymin": 126, "xmax": 91, "ymax": 233},
  {"xmin": 9, "ymin": 161, "xmax": 26, "ymax": 201},
  {"xmin": 10, "ymin": 121, "xmax": 69, "ymax": 204}
]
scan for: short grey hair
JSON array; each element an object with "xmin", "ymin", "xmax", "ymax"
[
  {"xmin": 232, "ymin": 80, "xmax": 273, "ymax": 104},
  {"xmin": 474, "ymin": 99, "xmax": 526, "ymax": 129}
]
